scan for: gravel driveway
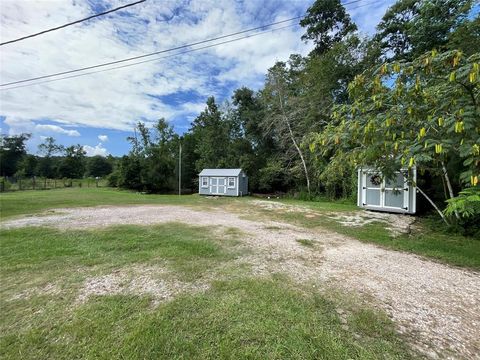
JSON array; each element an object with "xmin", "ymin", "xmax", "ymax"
[{"xmin": 3, "ymin": 204, "xmax": 479, "ymax": 359}]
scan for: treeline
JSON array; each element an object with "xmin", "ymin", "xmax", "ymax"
[
  {"xmin": 1, "ymin": 0, "xmax": 478, "ymax": 229},
  {"xmin": 0, "ymin": 135, "xmax": 115, "ymax": 179},
  {"xmin": 114, "ymin": 1, "xmax": 479, "ymax": 196}
]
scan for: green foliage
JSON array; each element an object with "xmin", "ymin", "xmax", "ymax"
[
  {"xmin": 14, "ymin": 154, "xmax": 37, "ymax": 177},
  {"xmin": 86, "ymin": 155, "xmax": 113, "ymax": 177},
  {"xmin": 445, "ymin": 187, "xmax": 480, "ymax": 219},
  {"xmin": 445, "ymin": 187, "xmax": 480, "ymax": 235},
  {"xmin": 311, "ymin": 50, "xmax": 479, "ymax": 202},
  {"xmin": 0, "ymin": 133, "xmax": 31, "ymax": 177},
  {"xmin": 375, "ymin": 0, "xmax": 473, "ymax": 60},
  {"xmin": 300, "ymin": 0, "xmax": 357, "ymax": 56},
  {"xmin": 116, "ymin": 119, "xmax": 179, "ymax": 193},
  {"xmin": 447, "ymin": 16, "xmax": 480, "ymax": 56},
  {"xmin": 190, "ymin": 96, "xmax": 231, "ymax": 172},
  {"xmin": 58, "ymin": 145, "xmax": 86, "ymax": 179}
]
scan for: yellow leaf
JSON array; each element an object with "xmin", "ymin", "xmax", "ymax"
[
  {"xmin": 471, "ymin": 176, "xmax": 478, "ymax": 186},
  {"xmin": 455, "ymin": 121, "xmax": 464, "ymax": 133},
  {"xmin": 473, "ymin": 144, "xmax": 480, "ymax": 156},
  {"xmin": 449, "ymin": 72, "xmax": 456, "ymax": 82},
  {"xmin": 470, "ymin": 72, "xmax": 477, "ymax": 83},
  {"xmin": 409, "ymin": 157, "xmax": 415, "ymax": 167}
]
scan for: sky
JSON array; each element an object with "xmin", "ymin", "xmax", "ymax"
[{"xmin": 0, "ymin": 0, "xmax": 396, "ymax": 156}]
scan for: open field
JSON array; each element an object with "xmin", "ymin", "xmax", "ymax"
[{"xmin": 1, "ymin": 188, "xmax": 479, "ymax": 359}]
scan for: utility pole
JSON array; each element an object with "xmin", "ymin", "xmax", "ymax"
[{"xmin": 178, "ymin": 141, "xmax": 182, "ymax": 196}]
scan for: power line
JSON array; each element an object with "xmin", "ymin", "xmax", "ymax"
[
  {"xmin": 1, "ymin": 0, "xmax": 147, "ymax": 46},
  {"xmin": 0, "ymin": 0, "xmax": 373, "ymax": 88},
  {"xmin": 1, "ymin": 24, "xmax": 298, "ymax": 91},
  {"xmin": 0, "ymin": 17, "xmax": 302, "ymax": 87}
]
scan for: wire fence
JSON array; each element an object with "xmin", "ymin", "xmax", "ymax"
[{"xmin": 0, "ymin": 176, "xmax": 109, "ymax": 192}]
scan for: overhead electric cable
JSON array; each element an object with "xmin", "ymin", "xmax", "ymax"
[
  {"xmin": 0, "ymin": 17, "xmax": 303, "ymax": 87},
  {"xmin": 0, "ymin": 0, "xmax": 147, "ymax": 46},
  {"xmin": 0, "ymin": 0, "xmax": 374, "ymax": 89},
  {"xmin": 1, "ymin": 24, "xmax": 298, "ymax": 91}
]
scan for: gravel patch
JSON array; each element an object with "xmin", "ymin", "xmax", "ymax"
[
  {"xmin": 252, "ymin": 199, "xmax": 416, "ymax": 236},
  {"xmin": 3, "ymin": 205, "xmax": 479, "ymax": 359},
  {"xmin": 326, "ymin": 211, "xmax": 416, "ymax": 236},
  {"xmin": 76, "ymin": 265, "xmax": 209, "ymax": 307}
]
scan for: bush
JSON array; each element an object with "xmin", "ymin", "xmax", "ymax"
[{"xmin": 445, "ymin": 187, "xmax": 480, "ymax": 236}]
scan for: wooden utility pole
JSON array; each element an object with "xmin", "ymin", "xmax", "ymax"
[{"xmin": 178, "ymin": 142, "xmax": 182, "ymax": 196}]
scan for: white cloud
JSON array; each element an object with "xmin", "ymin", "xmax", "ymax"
[
  {"xmin": 0, "ymin": 0, "xmax": 393, "ymax": 136},
  {"xmin": 98, "ymin": 134, "xmax": 109, "ymax": 142},
  {"xmin": 35, "ymin": 124, "xmax": 80, "ymax": 136},
  {"xmin": 83, "ymin": 143, "xmax": 108, "ymax": 157}
]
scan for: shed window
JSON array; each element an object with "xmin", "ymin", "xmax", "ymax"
[
  {"xmin": 228, "ymin": 177, "xmax": 235, "ymax": 188},
  {"xmin": 201, "ymin": 177, "xmax": 208, "ymax": 188}
]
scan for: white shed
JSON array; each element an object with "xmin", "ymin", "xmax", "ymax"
[
  {"xmin": 357, "ymin": 167, "xmax": 416, "ymax": 214},
  {"xmin": 198, "ymin": 169, "xmax": 248, "ymax": 197}
]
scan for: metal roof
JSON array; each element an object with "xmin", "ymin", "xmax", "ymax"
[{"xmin": 199, "ymin": 168, "xmax": 243, "ymax": 176}]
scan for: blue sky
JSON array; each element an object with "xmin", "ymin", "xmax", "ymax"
[{"xmin": 0, "ymin": 0, "xmax": 396, "ymax": 156}]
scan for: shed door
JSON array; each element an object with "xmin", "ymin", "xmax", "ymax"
[
  {"xmin": 210, "ymin": 177, "xmax": 226, "ymax": 194},
  {"xmin": 217, "ymin": 178, "xmax": 226, "ymax": 194},
  {"xmin": 362, "ymin": 171, "xmax": 408, "ymax": 211},
  {"xmin": 210, "ymin": 178, "xmax": 218, "ymax": 194},
  {"xmin": 384, "ymin": 172, "xmax": 407, "ymax": 210},
  {"xmin": 364, "ymin": 171, "xmax": 382, "ymax": 206}
]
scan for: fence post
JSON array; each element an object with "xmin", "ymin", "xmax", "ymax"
[
  {"xmin": 32, "ymin": 177, "xmax": 36, "ymax": 190},
  {"xmin": 19, "ymin": 179, "xmax": 22, "ymax": 190}
]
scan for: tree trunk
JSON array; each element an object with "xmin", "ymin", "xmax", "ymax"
[
  {"xmin": 416, "ymin": 186, "xmax": 450, "ymax": 225},
  {"xmin": 274, "ymin": 78, "xmax": 311, "ymax": 195},
  {"xmin": 441, "ymin": 162, "xmax": 460, "ymax": 220}
]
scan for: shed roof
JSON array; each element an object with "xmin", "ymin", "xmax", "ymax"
[{"xmin": 199, "ymin": 168, "xmax": 243, "ymax": 176}]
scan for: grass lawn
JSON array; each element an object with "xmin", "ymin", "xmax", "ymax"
[
  {"xmin": 0, "ymin": 221, "xmax": 413, "ymax": 359},
  {"xmin": 1, "ymin": 187, "xmax": 478, "ymax": 269},
  {"xmin": 0, "ymin": 187, "xmax": 229, "ymax": 219}
]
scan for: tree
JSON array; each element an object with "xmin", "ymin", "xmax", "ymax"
[
  {"xmin": 58, "ymin": 145, "xmax": 86, "ymax": 179},
  {"xmin": 262, "ymin": 60, "xmax": 312, "ymax": 195},
  {"xmin": 37, "ymin": 137, "xmax": 63, "ymax": 178},
  {"xmin": 375, "ymin": 0, "xmax": 473, "ymax": 60},
  {"xmin": 143, "ymin": 118, "xmax": 178, "ymax": 192},
  {"xmin": 190, "ymin": 96, "xmax": 231, "ymax": 172},
  {"xmin": 15, "ymin": 155, "xmax": 38, "ymax": 177},
  {"xmin": 310, "ymin": 50, "xmax": 480, "ymax": 223},
  {"xmin": 86, "ymin": 155, "xmax": 113, "ymax": 177},
  {"xmin": 447, "ymin": 16, "xmax": 480, "ymax": 56},
  {"xmin": 300, "ymin": 0, "xmax": 357, "ymax": 56},
  {"xmin": 117, "ymin": 155, "xmax": 143, "ymax": 190},
  {"xmin": 0, "ymin": 133, "xmax": 31, "ymax": 177}
]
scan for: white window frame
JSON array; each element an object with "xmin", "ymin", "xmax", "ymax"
[
  {"xmin": 227, "ymin": 177, "xmax": 236, "ymax": 189},
  {"xmin": 201, "ymin": 176, "xmax": 208, "ymax": 188}
]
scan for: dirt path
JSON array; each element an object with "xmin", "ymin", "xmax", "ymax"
[{"xmin": 3, "ymin": 204, "xmax": 479, "ymax": 359}]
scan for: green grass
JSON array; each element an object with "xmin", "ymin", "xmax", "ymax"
[
  {"xmin": 296, "ymin": 238, "xmax": 316, "ymax": 247},
  {"xmin": 0, "ymin": 187, "xmax": 237, "ymax": 219},
  {"xmin": 0, "ymin": 220, "xmax": 413, "ymax": 359},
  {"xmin": 1, "ymin": 223, "xmax": 239, "ymax": 281},
  {"xmin": 2, "ymin": 187, "xmax": 478, "ymax": 268},
  {"xmin": 1, "ymin": 278, "xmax": 413, "ymax": 359}
]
